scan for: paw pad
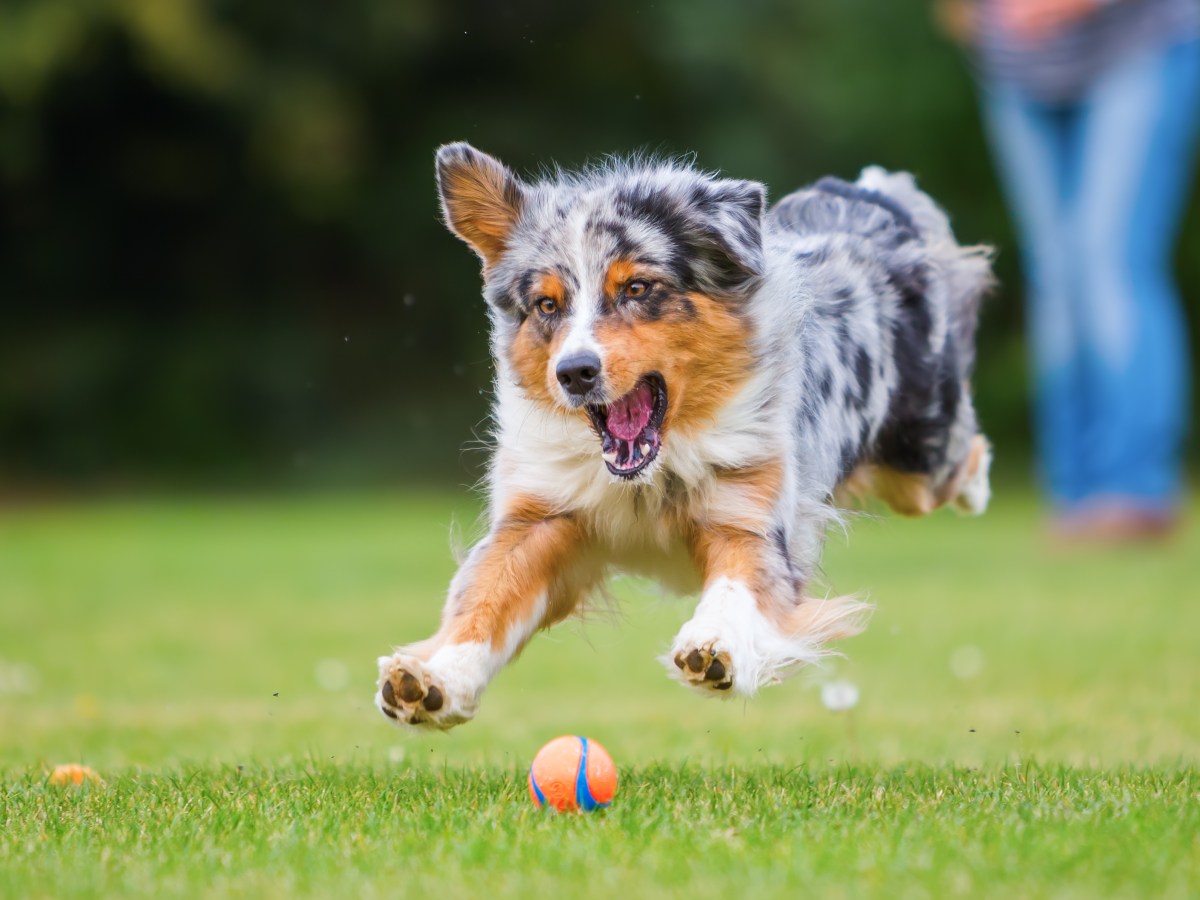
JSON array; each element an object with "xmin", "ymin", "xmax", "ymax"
[
  {"xmin": 398, "ymin": 672, "xmax": 423, "ymax": 703},
  {"xmin": 378, "ymin": 658, "xmax": 448, "ymax": 726},
  {"xmin": 672, "ymin": 645, "xmax": 734, "ymax": 693}
]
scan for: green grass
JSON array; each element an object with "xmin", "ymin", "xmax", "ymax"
[{"xmin": 2, "ymin": 487, "xmax": 1199, "ymax": 897}]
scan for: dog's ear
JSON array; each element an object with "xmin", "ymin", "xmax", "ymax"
[
  {"xmin": 691, "ymin": 178, "xmax": 766, "ymax": 296},
  {"xmin": 436, "ymin": 142, "xmax": 526, "ymax": 269}
]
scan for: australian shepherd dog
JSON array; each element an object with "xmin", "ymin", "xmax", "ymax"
[{"xmin": 376, "ymin": 142, "xmax": 993, "ymax": 729}]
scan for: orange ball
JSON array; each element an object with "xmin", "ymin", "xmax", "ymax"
[
  {"xmin": 48, "ymin": 764, "xmax": 102, "ymax": 786},
  {"xmin": 528, "ymin": 735, "xmax": 617, "ymax": 812}
]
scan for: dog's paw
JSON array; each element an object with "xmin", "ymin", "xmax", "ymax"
[
  {"xmin": 375, "ymin": 652, "xmax": 475, "ymax": 731},
  {"xmin": 664, "ymin": 577, "xmax": 840, "ymax": 698},
  {"xmin": 667, "ymin": 641, "xmax": 735, "ymax": 696}
]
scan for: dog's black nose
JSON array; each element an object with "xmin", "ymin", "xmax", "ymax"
[{"xmin": 556, "ymin": 352, "xmax": 602, "ymax": 396}]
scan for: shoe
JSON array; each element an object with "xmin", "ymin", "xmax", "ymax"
[{"xmin": 1047, "ymin": 497, "xmax": 1181, "ymax": 546}]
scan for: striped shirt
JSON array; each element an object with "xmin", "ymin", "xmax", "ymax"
[{"xmin": 973, "ymin": 0, "xmax": 1200, "ymax": 102}]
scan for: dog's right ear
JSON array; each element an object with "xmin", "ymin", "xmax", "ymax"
[{"xmin": 436, "ymin": 143, "xmax": 526, "ymax": 269}]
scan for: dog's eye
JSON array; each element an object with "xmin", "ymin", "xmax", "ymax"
[
  {"xmin": 536, "ymin": 297, "xmax": 559, "ymax": 317},
  {"xmin": 623, "ymin": 280, "xmax": 652, "ymax": 300}
]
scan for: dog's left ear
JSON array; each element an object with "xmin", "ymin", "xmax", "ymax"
[
  {"xmin": 436, "ymin": 142, "xmax": 526, "ymax": 269},
  {"xmin": 691, "ymin": 178, "xmax": 767, "ymax": 296}
]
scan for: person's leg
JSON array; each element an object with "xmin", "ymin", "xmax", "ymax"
[
  {"xmin": 980, "ymin": 88, "xmax": 1090, "ymax": 507},
  {"xmin": 1072, "ymin": 39, "xmax": 1200, "ymax": 515}
]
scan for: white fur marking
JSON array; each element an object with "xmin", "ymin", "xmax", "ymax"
[
  {"xmin": 953, "ymin": 443, "xmax": 992, "ymax": 516},
  {"xmin": 554, "ymin": 297, "xmax": 604, "ymax": 372},
  {"xmin": 666, "ymin": 577, "xmax": 825, "ymax": 696},
  {"xmin": 375, "ymin": 641, "xmax": 503, "ymax": 729}
]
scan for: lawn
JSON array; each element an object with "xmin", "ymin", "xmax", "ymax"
[{"xmin": 2, "ymin": 486, "xmax": 1198, "ymax": 897}]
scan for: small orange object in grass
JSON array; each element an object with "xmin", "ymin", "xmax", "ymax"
[
  {"xmin": 528, "ymin": 735, "xmax": 617, "ymax": 812},
  {"xmin": 48, "ymin": 764, "xmax": 102, "ymax": 786}
]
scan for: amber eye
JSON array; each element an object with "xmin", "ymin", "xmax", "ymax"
[
  {"xmin": 536, "ymin": 297, "xmax": 559, "ymax": 317},
  {"xmin": 623, "ymin": 279, "xmax": 652, "ymax": 300}
]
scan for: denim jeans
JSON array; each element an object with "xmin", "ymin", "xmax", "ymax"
[{"xmin": 981, "ymin": 38, "xmax": 1200, "ymax": 512}]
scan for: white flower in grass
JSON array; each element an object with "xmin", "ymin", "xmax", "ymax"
[
  {"xmin": 949, "ymin": 644, "xmax": 984, "ymax": 680},
  {"xmin": 314, "ymin": 658, "xmax": 349, "ymax": 692},
  {"xmin": 821, "ymin": 679, "xmax": 860, "ymax": 712},
  {"xmin": 0, "ymin": 659, "xmax": 38, "ymax": 695}
]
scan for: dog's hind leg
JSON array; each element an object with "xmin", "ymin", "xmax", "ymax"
[
  {"xmin": 376, "ymin": 498, "xmax": 596, "ymax": 730},
  {"xmin": 837, "ymin": 433, "xmax": 992, "ymax": 518}
]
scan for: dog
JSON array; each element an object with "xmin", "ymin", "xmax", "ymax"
[{"xmin": 375, "ymin": 142, "xmax": 993, "ymax": 729}]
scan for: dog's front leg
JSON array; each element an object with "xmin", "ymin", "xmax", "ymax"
[
  {"xmin": 667, "ymin": 523, "xmax": 868, "ymax": 697},
  {"xmin": 376, "ymin": 501, "xmax": 588, "ymax": 729}
]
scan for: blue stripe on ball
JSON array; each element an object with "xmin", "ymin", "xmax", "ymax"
[
  {"xmin": 575, "ymin": 736, "xmax": 612, "ymax": 811},
  {"xmin": 575, "ymin": 736, "xmax": 598, "ymax": 811},
  {"xmin": 529, "ymin": 765, "xmax": 546, "ymax": 807}
]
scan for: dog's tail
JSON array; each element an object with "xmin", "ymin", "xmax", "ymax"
[{"xmin": 771, "ymin": 168, "xmax": 994, "ymax": 376}]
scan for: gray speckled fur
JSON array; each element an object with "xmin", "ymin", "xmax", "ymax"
[
  {"xmin": 766, "ymin": 166, "xmax": 993, "ymax": 503},
  {"xmin": 436, "ymin": 146, "xmax": 996, "ymax": 578},
  {"xmin": 421, "ymin": 145, "xmax": 994, "ymax": 710}
]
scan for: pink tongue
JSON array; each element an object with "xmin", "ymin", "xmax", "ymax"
[{"xmin": 606, "ymin": 382, "xmax": 654, "ymax": 440}]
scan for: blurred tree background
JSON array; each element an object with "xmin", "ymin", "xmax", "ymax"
[{"xmin": 2, "ymin": 0, "xmax": 1197, "ymax": 490}]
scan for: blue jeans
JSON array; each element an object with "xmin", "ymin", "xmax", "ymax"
[{"xmin": 981, "ymin": 38, "xmax": 1200, "ymax": 513}]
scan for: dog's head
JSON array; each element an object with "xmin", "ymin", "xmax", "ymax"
[{"xmin": 436, "ymin": 142, "xmax": 765, "ymax": 480}]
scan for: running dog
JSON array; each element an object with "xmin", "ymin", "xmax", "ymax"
[{"xmin": 376, "ymin": 143, "xmax": 993, "ymax": 729}]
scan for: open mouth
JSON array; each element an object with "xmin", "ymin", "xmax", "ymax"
[{"xmin": 586, "ymin": 373, "xmax": 667, "ymax": 479}]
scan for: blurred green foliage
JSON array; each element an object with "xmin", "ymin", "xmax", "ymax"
[{"xmin": 1, "ymin": 0, "xmax": 1197, "ymax": 487}]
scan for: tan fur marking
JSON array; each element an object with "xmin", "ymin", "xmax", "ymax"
[
  {"xmin": 686, "ymin": 458, "xmax": 864, "ymax": 644},
  {"xmin": 509, "ymin": 312, "xmax": 574, "ymax": 410},
  {"xmin": 714, "ymin": 462, "xmax": 783, "ymax": 517},
  {"xmin": 687, "ymin": 519, "xmax": 863, "ymax": 642},
  {"xmin": 768, "ymin": 594, "xmax": 870, "ymax": 644},
  {"xmin": 509, "ymin": 326, "xmax": 555, "ymax": 407},
  {"xmin": 836, "ymin": 433, "xmax": 991, "ymax": 517},
  {"xmin": 869, "ymin": 468, "xmax": 938, "ymax": 517},
  {"xmin": 534, "ymin": 272, "xmax": 566, "ymax": 307},
  {"xmin": 508, "ymin": 272, "xmax": 581, "ymax": 412},
  {"xmin": 688, "ymin": 463, "xmax": 790, "ymax": 604},
  {"xmin": 443, "ymin": 497, "xmax": 588, "ymax": 651},
  {"xmin": 593, "ymin": 291, "xmax": 752, "ymax": 436},
  {"xmin": 689, "ymin": 526, "xmax": 782, "ymax": 600},
  {"xmin": 440, "ymin": 158, "xmax": 522, "ymax": 268},
  {"xmin": 835, "ymin": 464, "xmax": 942, "ymax": 516},
  {"xmin": 603, "ymin": 260, "xmax": 640, "ymax": 300},
  {"xmin": 832, "ymin": 464, "xmax": 876, "ymax": 509}
]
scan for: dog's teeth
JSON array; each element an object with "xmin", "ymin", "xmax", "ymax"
[
  {"xmin": 640, "ymin": 442, "xmax": 651, "ymax": 456},
  {"xmin": 602, "ymin": 449, "xmax": 617, "ymax": 463}
]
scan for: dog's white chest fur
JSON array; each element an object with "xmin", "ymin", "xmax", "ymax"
[{"xmin": 489, "ymin": 371, "xmax": 784, "ymax": 581}]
